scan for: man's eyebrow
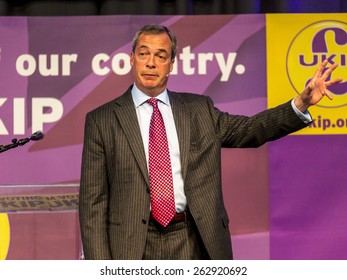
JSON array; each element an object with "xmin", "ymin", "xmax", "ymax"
[
  {"xmin": 157, "ymin": 49, "xmax": 169, "ymax": 54},
  {"xmin": 138, "ymin": 45, "xmax": 169, "ymax": 54}
]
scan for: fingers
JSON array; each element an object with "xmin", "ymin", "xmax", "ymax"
[
  {"xmin": 315, "ymin": 59, "xmax": 328, "ymax": 77},
  {"xmin": 303, "ymin": 60, "xmax": 342, "ymax": 106},
  {"xmin": 322, "ymin": 77, "xmax": 343, "ymax": 100},
  {"xmin": 321, "ymin": 60, "xmax": 339, "ymax": 80},
  {"xmin": 325, "ymin": 89, "xmax": 333, "ymax": 100},
  {"xmin": 325, "ymin": 77, "xmax": 343, "ymax": 87},
  {"xmin": 316, "ymin": 78, "xmax": 332, "ymax": 100},
  {"xmin": 318, "ymin": 60, "xmax": 342, "ymax": 100}
]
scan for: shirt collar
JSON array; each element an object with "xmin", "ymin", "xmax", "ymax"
[{"xmin": 131, "ymin": 83, "xmax": 170, "ymax": 108}]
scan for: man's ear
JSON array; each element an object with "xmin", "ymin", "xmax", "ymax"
[{"xmin": 169, "ymin": 59, "xmax": 175, "ymax": 73}]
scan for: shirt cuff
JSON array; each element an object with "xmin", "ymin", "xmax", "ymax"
[{"xmin": 291, "ymin": 99, "xmax": 312, "ymax": 124}]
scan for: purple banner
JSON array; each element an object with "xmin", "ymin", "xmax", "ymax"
[
  {"xmin": 270, "ymin": 135, "xmax": 347, "ymax": 259},
  {"xmin": 0, "ymin": 14, "xmax": 267, "ymax": 259},
  {"xmin": 4, "ymin": 14, "xmax": 345, "ymax": 260}
]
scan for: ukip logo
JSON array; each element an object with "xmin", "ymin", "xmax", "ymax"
[{"xmin": 287, "ymin": 20, "xmax": 347, "ymax": 108}]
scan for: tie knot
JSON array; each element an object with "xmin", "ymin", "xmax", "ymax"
[{"xmin": 147, "ymin": 98, "xmax": 158, "ymax": 108}]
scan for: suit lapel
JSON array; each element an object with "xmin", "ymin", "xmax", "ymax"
[
  {"xmin": 169, "ymin": 92, "xmax": 190, "ymax": 181},
  {"xmin": 113, "ymin": 89, "xmax": 149, "ymax": 187},
  {"xmin": 112, "ymin": 89, "xmax": 191, "ymax": 186}
]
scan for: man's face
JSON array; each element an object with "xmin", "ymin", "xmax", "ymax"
[{"xmin": 130, "ymin": 32, "xmax": 174, "ymax": 97}]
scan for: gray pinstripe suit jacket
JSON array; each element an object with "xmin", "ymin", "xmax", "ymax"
[{"xmin": 79, "ymin": 86, "xmax": 308, "ymax": 260}]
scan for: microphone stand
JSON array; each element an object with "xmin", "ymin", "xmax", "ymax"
[{"xmin": 0, "ymin": 132, "xmax": 43, "ymax": 154}]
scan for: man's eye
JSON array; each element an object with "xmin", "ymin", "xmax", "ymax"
[{"xmin": 158, "ymin": 55, "xmax": 167, "ymax": 62}]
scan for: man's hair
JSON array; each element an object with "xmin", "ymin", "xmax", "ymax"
[{"xmin": 132, "ymin": 24, "xmax": 177, "ymax": 61}]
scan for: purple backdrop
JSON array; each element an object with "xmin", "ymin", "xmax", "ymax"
[
  {"xmin": 0, "ymin": 15, "xmax": 346, "ymax": 260},
  {"xmin": 270, "ymin": 135, "xmax": 347, "ymax": 259}
]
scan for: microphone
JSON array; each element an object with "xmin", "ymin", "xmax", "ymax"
[
  {"xmin": 30, "ymin": 131, "xmax": 44, "ymax": 141},
  {"xmin": 0, "ymin": 131, "xmax": 45, "ymax": 153}
]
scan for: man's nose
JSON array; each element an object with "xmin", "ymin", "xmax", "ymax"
[{"xmin": 146, "ymin": 55, "xmax": 156, "ymax": 68}]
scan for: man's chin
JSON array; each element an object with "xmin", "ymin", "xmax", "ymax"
[{"xmin": 141, "ymin": 81, "xmax": 158, "ymax": 89}]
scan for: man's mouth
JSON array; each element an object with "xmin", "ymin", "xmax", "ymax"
[{"xmin": 142, "ymin": 73, "xmax": 159, "ymax": 78}]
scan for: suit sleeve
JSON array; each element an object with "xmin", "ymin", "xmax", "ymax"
[
  {"xmin": 79, "ymin": 112, "xmax": 112, "ymax": 259},
  {"xmin": 210, "ymin": 99, "xmax": 309, "ymax": 148}
]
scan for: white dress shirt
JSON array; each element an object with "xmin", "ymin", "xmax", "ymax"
[
  {"xmin": 291, "ymin": 99, "xmax": 312, "ymax": 123},
  {"xmin": 131, "ymin": 84, "xmax": 187, "ymax": 212}
]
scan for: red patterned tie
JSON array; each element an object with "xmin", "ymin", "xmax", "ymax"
[{"xmin": 148, "ymin": 98, "xmax": 176, "ymax": 227}]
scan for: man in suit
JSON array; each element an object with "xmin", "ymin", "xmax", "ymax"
[{"xmin": 79, "ymin": 24, "xmax": 342, "ymax": 260}]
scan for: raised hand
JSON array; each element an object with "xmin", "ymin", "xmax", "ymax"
[{"xmin": 294, "ymin": 59, "xmax": 343, "ymax": 112}]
